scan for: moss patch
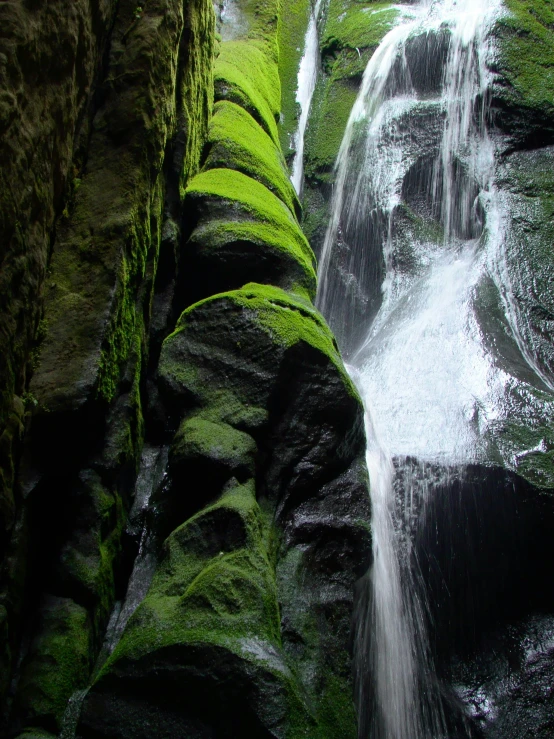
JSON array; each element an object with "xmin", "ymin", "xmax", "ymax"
[
  {"xmin": 14, "ymin": 598, "xmax": 92, "ymax": 734},
  {"xmin": 185, "ymin": 168, "xmax": 315, "ymax": 267},
  {"xmin": 305, "ymin": 0, "xmax": 399, "ymax": 179},
  {"xmin": 276, "ymin": 0, "xmax": 312, "ymax": 158},
  {"xmin": 214, "ymin": 40, "xmax": 282, "ymax": 145},
  {"xmin": 205, "ymin": 101, "xmax": 301, "ymax": 217},
  {"xmin": 172, "ymin": 282, "xmax": 357, "ymax": 396},
  {"xmin": 493, "ymin": 0, "xmax": 554, "ymax": 135}
]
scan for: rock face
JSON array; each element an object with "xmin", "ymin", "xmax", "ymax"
[
  {"xmin": 0, "ymin": 0, "xmax": 371, "ymax": 736},
  {"xmin": 79, "ymin": 286, "xmax": 370, "ymax": 737}
]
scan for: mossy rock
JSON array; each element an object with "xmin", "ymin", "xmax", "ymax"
[
  {"xmin": 53, "ymin": 470, "xmax": 125, "ymax": 635},
  {"xmin": 158, "ymin": 282, "xmax": 356, "ymax": 413},
  {"xmin": 205, "ymin": 100, "xmax": 301, "ymax": 218},
  {"xmin": 276, "ymin": 0, "xmax": 312, "ymax": 158},
  {"xmin": 77, "ymin": 481, "xmax": 313, "ymax": 737},
  {"xmin": 13, "ymin": 597, "xmax": 92, "ymax": 734},
  {"xmin": 214, "ymin": 40, "xmax": 281, "ymax": 145},
  {"xmin": 302, "ymin": 0, "xmax": 398, "ymax": 251},
  {"xmin": 492, "ymin": 0, "xmax": 554, "ymax": 143},
  {"xmin": 183, "ymin": 169, "xmax": 317, "ymax": 302},
  {"xmin": 165, "ymin": 415, "xmax": 257, "ymax": 522},
  {"xmin": 306, "ymin": 0, "xmax": 399, "ymax": 176}
]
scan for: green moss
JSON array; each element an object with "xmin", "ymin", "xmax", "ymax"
[
  {"xmin": 100, "ymin": 479, "xmax": 281, "ymax": 662},
  {"xmin": 494, "ymin": 0, "xmax": 554, "ymax": 118},
  {"xmin": 188, "ymin": 218, "xmax": 317, "ymax": 299},
  {"xmin": 171, "ymin": 415, "xmax": 257, "ymax": 474},
  {"xmin": 15, "ymin": 598, "xmax": 92, "ymax": 733},
  {"xmin": 305, "ymin": 1, "xmax": 398, "ymax": 179},
  {"xmin": 323, "ymin": 1, "xmax": 399, "ymax": 61},
  {"xmin": 205, "ymin": 100, "xmax": 301, "ymax": 216},
  {"xmin": 305, "ymin": 76, "xmax": 358, "ymax": 180},
  {"xmin": 214, "ymin": 41, "xmax": 282, "ymax": 145},
  {"xmin": 57, "ymin": 473, "xmax": 125, "ymax": 642},
  {"xmin": 186, "ymin": 168, "xmax": 315, "ymax": 265},
  {"xmin": 178, "ymin": 0, "xmax": 215, "ymax": 197},
  {"xmin": 173, "ymin": 283, "xmax": 358, "ymax": 398}
]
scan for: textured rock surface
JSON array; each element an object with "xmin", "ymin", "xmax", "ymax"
[
  {"xmin": 0, "ymin": 0, "xmax": 117, "ymax": 505},
  {"xmin": 2, "ymin": 0, "xmax": 215, "ymax": 733},
  {"xmin": 79, "ymin": 285, "xmax": 370, "ymax": 737},
  {"xmin": 0, "ymin": 0, "xmax": 372, "ymax": 735},
  {"xmin": 302, "ymin": 0, "xmax": 399, "ymax": 252}
]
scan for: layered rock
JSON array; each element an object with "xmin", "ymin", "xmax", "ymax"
[
  {"xmin": 3, "ymin": 0, "xmax": 215, "ymax": 734},
  {"xmin": 79, "ymin": 285, "xmax": 370, "ymax": 737},
  {"xmin": 73, "ymin": 1, "xmax": 371, "ymax": 733},
  {"xmin": 0, "ymin": 0, "xmax": 372, "ymax": 736}
]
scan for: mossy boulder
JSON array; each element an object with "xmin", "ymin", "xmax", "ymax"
[
  {"xmin": 77, "ymin": 284, "xmax": 370, "ymax": 736},
  {"xmin": 78, "ymin": 481, "xmax": 313, "ymax": 738},
  {"xmin": 165, "ymin": 416, "xmax": 257, "ymax": 523},
  {"xmin": 158, "ymin": 283, "xmax": 354, "ymax": 411},
  {"xmin": 214, "ymin": 40, "xmax": 282, "ymax": 145},
  {"xmin": 183, "ymin": 169, "xmax": 317, "ymax": 302}
]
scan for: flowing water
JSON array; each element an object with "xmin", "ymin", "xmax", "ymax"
[
  {"xmin": 290, "ymin": 0, "xmax": 323, "ymax": 195},
  {"xmin": 310, "ymin": 0, "xmax": 551, "ymax": 735}
]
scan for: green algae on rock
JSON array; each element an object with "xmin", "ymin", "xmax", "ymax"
[
  {"xmin": 302, "ymin": 0, "xmax": 399, "ymax": 249},
  {"xmin": 12, "ymin": 597, "xmax": 92, "ymax": 734},
  {"xmin": 492, "ymin": 0, "xmax": 554, "ymax": 143},
  {"xmin": 75, "ymin": 283, "xmax": 370, "ymax": 737}
]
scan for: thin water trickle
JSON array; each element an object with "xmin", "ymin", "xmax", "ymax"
[
  {"xmin": 290, "ymin": 0, "xmax": 324, "ymax": 195},
  {"xmin": 58, "ymin": 445, "xmax": 168, "ymax": 739}
]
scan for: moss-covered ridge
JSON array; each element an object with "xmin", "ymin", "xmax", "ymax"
[
  {"xmin": 80, "ymin": 282, "xmax": 368, "ymax": 736},
  {"xmin": 214, "ymin": 40, "xmax": 282, "ymax": 145},
  {"xmin": 165, "ymin": 283, "xmax": 358, "ymax": 402},
  {"xmin": 184, "ymin": 158, "xmax": 317, "ymax": 301},
  {"xmin": 186, "ymin": 169, "xmax": 313, "ymax": 262},
  {"xmin": 185, "ymin": 11, "xmax": 320, "ymax": 302},
  {"xmin": 206, "ymin": 101, "xmax": 301, "ymax": 217}
]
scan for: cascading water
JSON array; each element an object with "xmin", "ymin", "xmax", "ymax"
[
  {"xmin": 312, "ymin": 0, "xmax": 554, "ymax": 735},
  {"xmin": 290, "ymin": 0, "xmax": 323, "ymax": 195}
]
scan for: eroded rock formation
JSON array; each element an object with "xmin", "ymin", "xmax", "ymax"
[{"xmin": 0, "ymin": 0, "xmax": 370, "ymax": 736}]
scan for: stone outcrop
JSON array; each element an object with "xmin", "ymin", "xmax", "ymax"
[
  {"xmin": 72, "ymin": 0, "xmax": 371, "ymax": 732},
  {"xmin": 297, "ymin": 0, "xmax": 554, "ymax": 736},
  {"xmin": 0, "ymin": 0, "xmax": 371, "ymax": 736},
  {"xmin": 2, "ymin": 0, "xmax": 215, "ymax": 734}
]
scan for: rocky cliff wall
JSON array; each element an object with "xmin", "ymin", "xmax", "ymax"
[{"xmin": 0, "ymin": 0, "xmax": 371, "ymax": 736}]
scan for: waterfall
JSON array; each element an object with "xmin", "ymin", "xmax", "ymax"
[
  {"xmin": 290, "ymin": 0, "xmax": 323, "ymax": 195},
  {"xmin": 314, "ymin": 0, "xmax": 516, "ymax": 736}
]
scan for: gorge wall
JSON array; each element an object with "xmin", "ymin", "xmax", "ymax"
[
  {"xmin": 0, "ymin": 0, "xmax": 370, "ymax": 736},
  {"xmin": 300, "ymin": 0, "xmax": 554, "ymax": 737},
  {"xmin": 2, "ymin": 0, "xmax": 554, "ymax": 736}
]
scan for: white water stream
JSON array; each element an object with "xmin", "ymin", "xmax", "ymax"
[{"xmin": 291, "ymin": 0, "xmax": 323, "ymax": 195}]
